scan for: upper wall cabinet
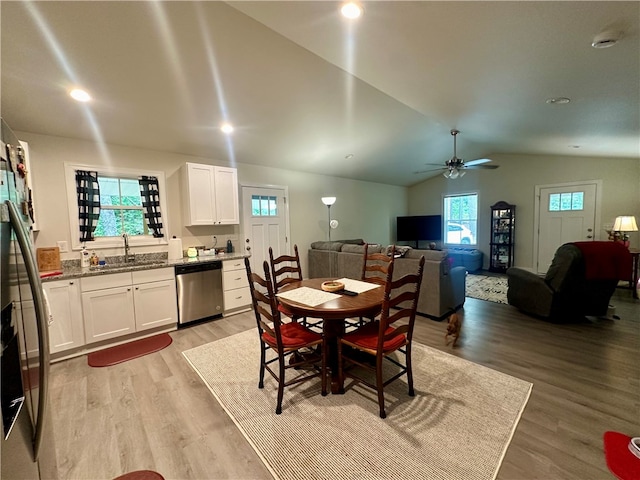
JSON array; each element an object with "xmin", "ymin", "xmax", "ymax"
[{"xmin": 181, "ymin": 162, "xmax": 239, "ymax": 226}]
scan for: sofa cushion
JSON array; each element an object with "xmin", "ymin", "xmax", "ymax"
[
  {"xmin": 341, "ymin": 244, "xmax": 382, "ymax": 254},
  {"xmin": 405, "ymin": 249, "xmax": 447, "ymax": 262},
  {"xmin": 310, "ymin": 241, "xmax": 344, "ymax": 251},
  {"xmin": 335, "ymin": 238, "xmax": 365, "ymax": 245}
]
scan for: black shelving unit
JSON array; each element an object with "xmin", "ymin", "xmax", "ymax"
[{"xmin": 489, "ymin": 201, "xmax": 515, "ymax": 273}]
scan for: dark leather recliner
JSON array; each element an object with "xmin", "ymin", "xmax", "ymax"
[{"xmin": 506, "ymin": 242, "xmax": 631, "ymax": 321}]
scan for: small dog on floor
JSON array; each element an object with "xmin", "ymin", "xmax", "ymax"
[{"xmin": 445, "ymin": 312, "xmax": 462, "ymax": 347}]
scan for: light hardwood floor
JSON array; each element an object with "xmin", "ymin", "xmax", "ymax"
[{"xmin": 49, "ymin": 288, "xmax": 639, "ymax": 479}]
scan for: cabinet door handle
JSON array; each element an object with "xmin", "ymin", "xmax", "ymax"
[
  {"xmin": 69, "ymin": 281, "xmax": 74, "ymax": 285},
  {"xmin": 135, "ymin": 287, "xmax": 139, "ymax": 290},
  {"xmin": 127, "ymin": 288, "xmax": 131, "ymax": 291}
]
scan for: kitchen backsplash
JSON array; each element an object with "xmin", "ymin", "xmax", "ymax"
[{"xmin": 62, "ymin": 252, "xmax": 169, "ymax": 269}]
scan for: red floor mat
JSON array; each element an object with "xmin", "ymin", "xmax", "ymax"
[
  {"xmin": 88, "ymin": 334, "xmax": 172, "ymax": 367},
  {"xmin": 114, "ymin": 471, "xmax": 165, "ymax": 480},
  {"xmin": 604, "ymin": 431, "xmax": 640, "ymax": 480}
]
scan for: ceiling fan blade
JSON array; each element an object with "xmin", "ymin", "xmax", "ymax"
[
  {"xmin": 464, "ymin": 158, "xmax": 492, "ymax": 167},
  {"xmin": 465, "ymin": 164, "xmax": 499, "ymax": 170},
  {"xmin": 413, "ymin": 166, "xmax": 446, "ymax": 174}
]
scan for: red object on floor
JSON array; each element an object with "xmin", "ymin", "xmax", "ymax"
[
  {"xmin": 604, "ymin": 431, "xmax": 640, "ymax": 480},
  {"xmin": 87, "ymin": 334, "xmax": 172, "ymax": 367},
  {"xmin": 113, "ymin": 470, "xmax": 165, "ymax": 480}
]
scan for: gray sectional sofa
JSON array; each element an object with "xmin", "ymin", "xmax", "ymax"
[{"xmin": 308, "ymin": 241, "xmax": 465, "ymax": 320}]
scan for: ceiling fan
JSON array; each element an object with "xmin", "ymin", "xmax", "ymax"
[{"xmin": 415, "ymin": 129, "xmax": 499, "ymax": 179}]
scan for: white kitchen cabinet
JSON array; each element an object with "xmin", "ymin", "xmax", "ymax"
[
  {"xmin": 81, "ymin": 268, "xmax": 177, "ymax": 344},
  {"xmin": 43, "ymin": 279, "xmax": 84, "ymax": 354},
  {"xmin": 81, "ymin": 273, "xmax": 136, "ymax": 344},
  {"xmin": 223, "ymin": 258, "xmax": 251, "ymax": 314},
  {"xmin": 132, "ymin": 268, "xmax": 178, "ymax": 331},
  {"xmin": 213, "ymin": 166, "xmax": 239, "ymax": 224},
  {"xmin": 181, "ymin": 162, "xmax": 239, "ymax": 226}
]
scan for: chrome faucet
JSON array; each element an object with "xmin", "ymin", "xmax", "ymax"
[{"xmin": 122, "ymin": 233, "xmax": 136, "ymax": 263}]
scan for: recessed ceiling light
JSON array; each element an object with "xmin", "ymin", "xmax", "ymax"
[
  {"xmin": 69, "ymin": 88, "xmax": 91, "ymax": 102},
  {"xmin": 345, "ymin": 153, "xmax": 354, "ymax": 159},
  {"xmin": 220, "ymin": 122, "xmax": 234, "ymax": 134},
  {"xmin": 591, "ymin": 30, "xmax": 622, "ymax": 48},
  {"xmin": 570, "ymin": 145, "xmax": 581, "ymax": 149},
  {"xmin": 341, "ymin": 2, "xmax": 363, "ymax": 19},
  {"xmin": 545, "ymin": 97, "xmax": 571, "ymax": 105}
]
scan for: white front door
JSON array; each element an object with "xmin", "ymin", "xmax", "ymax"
[
  {"xmin": 241, "ymin": 185, "xmax": 290, "ymax": 275},
  {"xmin": 535, "ymin": 182, "xmax": 599, "ymax": 274}
]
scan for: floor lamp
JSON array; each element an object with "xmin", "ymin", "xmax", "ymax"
[
  {"xmin": 321, "ymin": 196, "xmax": 337, "ymax": 242},
  {"xmin": 322, "ymin": 196, "xmax": 337, "ymax": 278}
]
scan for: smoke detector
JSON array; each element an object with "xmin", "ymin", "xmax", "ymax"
[{"xmin": 591, "ymin": 30, "xmax": 622, "ymax": 48}]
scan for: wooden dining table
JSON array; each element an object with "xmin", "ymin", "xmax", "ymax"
[{"xmin": 277, "ymin": 278, "xmax": 384, "ymax": 394}]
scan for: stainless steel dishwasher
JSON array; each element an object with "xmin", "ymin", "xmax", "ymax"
[{"xmin": 175, "ymin": 261, "xmax": 223, "ymax": 326}]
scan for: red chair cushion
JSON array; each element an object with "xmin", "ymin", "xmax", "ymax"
[
  {"xmin": 262, "ymin": 322, "xmax": 322, "ymax": 349},
  {"xmin": 344, "ymin": 322, "xmax": 406, "ymax": 352}
]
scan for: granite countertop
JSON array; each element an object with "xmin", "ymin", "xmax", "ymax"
[{"xmin": 41, "ymin": 252, "xmax": 249, "ymax": 282}]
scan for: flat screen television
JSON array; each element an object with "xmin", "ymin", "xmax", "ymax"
[{"xmin": 396, "ymin": 215, "xmax": 442, "ymax": 248}]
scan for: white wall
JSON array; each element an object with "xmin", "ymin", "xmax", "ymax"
[
  {"xmin": 18, "ymin": 131, "xmax": 407, "ymax": 271},
  {"xmin": 408, "ymin": 153, "xmax": 640, "ymax": 269}
]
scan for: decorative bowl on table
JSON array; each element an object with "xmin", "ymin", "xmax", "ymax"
[{"xmin": 321, "ymin": 280, "xmax": 344, "ymax": 292}]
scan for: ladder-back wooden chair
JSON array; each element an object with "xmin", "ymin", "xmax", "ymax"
[
  {"xmin": 338, "ymin": 255, "xmax": 425, "ymax": 418},
  {"xmin": 269, "ymin": 244, "xmax": 317, "ymax": 328},
  {"xmin": 245, "ymin": 258, "xmax": 326, "ymax": 414},
  {"xmin": 354, "ymin": 243, "xmax": 395, "ymax": 326},
  {"xmin": 361, "ymin": 243, "xmax": 395, "ymax": 285}
]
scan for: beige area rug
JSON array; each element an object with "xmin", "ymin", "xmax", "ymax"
[
  {"xmin": 466, "ymin": 273, "xmax": 509, "ymax": 304},
  {"xmin": 183, "ymin": 329, "xmax": 532, "ymax": 480}
]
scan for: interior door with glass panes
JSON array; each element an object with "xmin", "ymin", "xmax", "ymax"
[
  {"xmin": 241, "ymin": 185, "xmax": 289, "ymax": 274},
  {"xmin": 537, "ymin": 183, "xmax": 597, "ymax": 274}
]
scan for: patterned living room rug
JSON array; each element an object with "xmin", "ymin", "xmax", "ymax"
[
  {"xmin": 466, "ymin": 273, "xmax": 509, "ymax": 304},
  {"xmin": 183, "ymin": 329, "xmax": 532, "ymax": 480}
]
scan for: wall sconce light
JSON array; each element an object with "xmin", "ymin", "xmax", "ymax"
[{"xmin": 321, "ymin": 197, "xmax": 337, "ymax": 241}]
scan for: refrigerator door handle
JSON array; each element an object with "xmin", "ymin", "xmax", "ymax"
[{"xmin": 5, "ymin": 200, "xmax": 51, "ymax": 460}]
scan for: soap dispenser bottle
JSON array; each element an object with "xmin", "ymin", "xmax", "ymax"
[{"xmin": 226, "ymin": 239, "xmax": 233, "ymax": 253}]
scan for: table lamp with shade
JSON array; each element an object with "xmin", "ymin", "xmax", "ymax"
[{"xmin": 612, "ymin": 215, "xmax": 638, "ymax": 247}]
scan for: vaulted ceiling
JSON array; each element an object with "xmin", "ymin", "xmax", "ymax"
[{"xmin": 1, "ymin": 1, "xmax": 638, "ymax": 186}]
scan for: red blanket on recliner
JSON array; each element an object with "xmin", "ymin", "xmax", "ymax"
[{"xmin": 572, "ymin": 241, "xmax": 632, "ymax": 280}]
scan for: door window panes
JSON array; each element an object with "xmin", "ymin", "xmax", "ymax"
[
  {"xmin": 252, "ymin": 195, "xmax": 277, "ymax": 216},
  {"xmin": 548, "ymin": 192, "xmax": 584, "ymax": 211}
]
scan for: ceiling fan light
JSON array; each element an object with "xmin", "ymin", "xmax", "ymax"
[
  {"xmin": 458, "ymin": 169, "xmax": 466, "ymax": 178},
  {"xmin": 450, "ymin": 169, "xmax": 459, "ymax": 179}
]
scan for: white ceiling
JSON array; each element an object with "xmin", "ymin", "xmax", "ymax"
[{"xmin": 1, "ymin": 1, "xmax": 638, "ymax": 187}]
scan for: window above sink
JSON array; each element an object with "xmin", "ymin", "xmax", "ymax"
[{"xmin": 64, "ymin": 163, "xmax": 169, "ymax": 252}]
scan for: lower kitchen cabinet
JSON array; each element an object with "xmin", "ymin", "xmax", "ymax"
[
  {"xmin": 81, "ymin": 274, "xmax": 136, "ymax": 344},
  {"xmin": 222, "ymin": 258, "xmax": 251, "ymax": 314},
  {"xmin": 81, "ymin": 268, "xmax": 177, "ymax": 345},
  {"xmin": 43, "ymin": 279, "xmax": 85, "ymax": 354},
  {"xmin": 132, "ymin": 269, "xmax": 178, "ymax": 331}
]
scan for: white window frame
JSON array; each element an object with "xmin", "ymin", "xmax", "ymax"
[
  {"xmin": 64, "ymin": 163, "xmax": 169, "ymax": 251},
  {"xmin": 443, "ymin": 191, "xmax": 479, "ymax": 247}
]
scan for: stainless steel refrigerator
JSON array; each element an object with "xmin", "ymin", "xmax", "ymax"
[{"xmin": 1, "ymin": 118, "xmax": 58, "ymax": 479}]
